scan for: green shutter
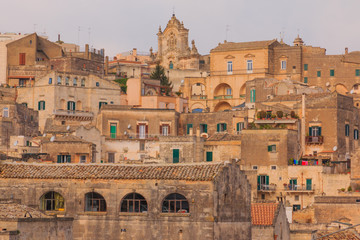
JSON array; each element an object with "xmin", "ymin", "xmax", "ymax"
[
  {"xmin": 73, "ymin": 102, "xmax": 76, "ymax": 111},
  {"xmin": 306, "ymin": 179, "xmax": 312, "ymax": 190},
  {"xmin": 38, "ymin": 101, "xmax": 41, "ymax": 110},
  {"xmin": 173, "ymin": 149, "xmax": 179, "ymax": 163},
  {"xmin": 317, "ymin": 71, "xmax": 321, "ymax": 77},
  {"xmin": 309, "ymin": 127, "xmax": 312, "ymax": 136},
  {"xmin": 304, "ymin": 77, "xmax": 308, "ymax": 83},
  {"xmin": 110, "ymin": 124, "xmax": 117, "ymax": 139},
  {"xmin": 206, "ymin": 152, "xmax": 213, "ymax": 162},
  {"xmin": 217, "ymin": 124, "xmax": 220, "ymax": 132},
  {"xmin": 304, "ymin": 64, "xmax": 308, "ymax": 71},
  {"xmin": 265, "ymin": 176, "xmax": 269, "ymax": 185},
  {"xmin": 57, "ymin": 155, "xmax": 61, "ymax": 163},
  {"xmin": 187, "ymin": 124, "xmax": 193, "ymax": 134},
  {"xmin": 67, "ymin": 102, "xmax": 70, "ymax": 110},
  {"xmin": 330, "ymin": 69, "xmax": 335, "ymax": 76},
  {"xmin": 356, "ymin": 69, "xmax": 360, "ymax": 76},
  {"xmin": 67, "ymin": 155, "xmax": 71, "ymax": 163},
  {"xmin": 257, "ymin": 176, "xmax": 261, "ymax": 190},
  {"xmin": 318, "ymin": 127, "xmax": 322, "ymax": 136},
  {"xmin": 223, "ymin": 123, "xmax": 227, "ymax": 131},
  {"xmin": 236, "ymin": 123, "xmax": 240, "ymax": 132},
  {"xmin": 99, "ymin": 102, "xmax": 101, "ymax": 109},
  {"xmin": 268, "ymin": 145, "xmax": 271, "ymax": 152},
  {"xmin": 204, "ymin": 124, "xmax": 207, "ymax": 133},
  {"xmin": 43, "ymin": 101, "xmax": 45, "ymax": 110}
]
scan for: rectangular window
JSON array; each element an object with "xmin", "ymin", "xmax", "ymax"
[
  {"xmin": 57, "ymin": 155, "xmax": 71, "ymax": 163},
  {"xmin": 139, "ymin": 141, "xmax": 145, "ymax": 151},
  {"xmin": 345, "ymin": 124, "xmax": 350, "ymax": 137},
  {"xmin": 206, "ymin": 152, "xmax": 213, "ymax": 162},
  {"xmin": 356, "ymin": 69, "xmax": 360, "ymax": 76},
  {"xmin": 247, "ymin": 60, "xmax": 253, "ymax": 71},
  {"xmin": 173, "ymin": 149, "xmax": 180, "ymax": 163},
  {"xmin": 108, "ymin": 153, "xmax": 115, "ymax": 163},
  {"xmin": 217, "ymin": 123, "xmax": 227, "ymax": 132},
  {"xmin": 200, "ymin": 124, "xmax": 207, "ymax": 134},
  {"xmin": 65, "ymin": 77, "xmax": 69, "ymax": 86},
  {"xmin": 19, "ymin": 53, "xmax": 25, "ymax": 65},
  {"xmin": 138, "ymin": 124, "xmax": 147, "ymax": 139},
  {"xmin": 110, "ymin": 123, "xmax": 117, "ymax": 139},
  {"xmin": 289, "ymin": 179, "xmax": 298, "ymax": 190},
  {"xmin": 236, "ymin": 122, "xmax": 244, "ymax": 132},
  {"xmin": 2, "ymin": 107, "xmax": 9, "ymax": 118},
  {"xmin": 257, "ymin": 175, "xmax": 269, "ymax": 190},
  {"xmin": 161, "ymin": 125, "xmax": 169, "ymax": 136},
  {"xmin": 96, "ymin": 82, "xmax": 100, "ymax": 87},
  {"xmin": 67, "ymin": 101, "xmax": 76, "ymax": 111},
  {"xmin": 306, "ymin": 179, "xmax": 312, "ymax": 190},
  {"xmin": 309, "ymin": 126, "xmax": 321, "ymax": 137},
  {"xmin": 38, "ymin": 101, "xmax": 45, "ymax": 110},
  {"xmin": 268, "ymin": 144, "xmax": 276, "ymax": 152},
  {"xmin": 186, "ymin": 124, "xmax": 193, "ymax": 135},
  {"xmin": 281, "ymin": 60, "xmax": 287, "ymax": 70},
  {"xmin": 317, "ymin": 71, "xmax": 321, "ymax": 77},
  {"xmin": 252, "ymin": 165, "xmax": 258, "ymax": 170},
  {"xmin": 354, "ymin": 129, "xmax": 359, "ymax": 140},
  {"xmin": 271, "ymin": 165, "xmax": 277, "ymax": 170},
  {"xmin": 304, "ymin": 64, "xmax": 308, "ymax": 71},
  {"xmin": 293, "ymin": 205, "xmax": 301, "ymax": 211},
  {"xmin": 48, "ymin": 78, "xmax": 52, "ymax": 84},
  {"xmin": 57, "ymin": 76, "xmax": 62, "ymax": 85},
  {"xmin": 226, "ymin": 88, "xmax": 232, "ymax": 95},
  {"xmin": 80, "ymin": 155, "xmax": 86, "ymax": 163},
  {"xmin": 250, "ymin": 89, "xmax": 256, "ymax": 103},
  {"xmin": 330, "ymin": 69, "xmax": 335, "ymax": 77},
  {"xmin": 227, "ymin": 61, "xmax": 233, "ymax": 74},
  {"xmin": 304, "ymin": 77, "xmax": 308, "ymax": 83}
]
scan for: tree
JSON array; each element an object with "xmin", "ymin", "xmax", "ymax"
[{"xmin": 150, "ymin": 64, "xmax": 172, "ymax": 95}]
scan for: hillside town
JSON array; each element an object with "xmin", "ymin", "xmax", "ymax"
[{"xmin": 1, "ymin": 14, "xmax": 360, "ymax": 240}]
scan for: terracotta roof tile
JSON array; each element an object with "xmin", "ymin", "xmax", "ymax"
[
  {"xmin": 211, "ymin": 40, "xmax": 277, "ymax": 52},
  {"xmin": 0, "ymin": 162, "xmax": 223, "ymax": 181},
  {"xmin": 251, "ymin": 202, "xmax": 279, "ymax": 226},
  {"xmin": 0, "ymin": 201, "xmax": 50, "ymax": 218},
  {"xmin": 314, "ymin": 230, "xmax": 360, "ymax": 240}
]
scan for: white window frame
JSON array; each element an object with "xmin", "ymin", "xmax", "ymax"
[
  {"xmin": 226, "ymin": 88, "xmax": 232, "ymax": 95},
  {"xmin": 80, "ymin": 155, "xmax": 86, "ymax": 163},
  {"xmin": 139, "ymin": 124, "xmax": 146, "ymax": 139},
  {"xmin": 247, "ymin": 60, "xmax": 253, "ymax": 72},
  {"xmin": 162, "ymin": 125, "xmax": 169, "ymax": 136},
  {"xmin": 3, "ymin": 107, "xmax": 9, "ymax": 118},
  {"xmin": 281, "ymin": 60, "xmax": 287, "ymax": 70},
  {"xmin": 227, "ymin": 61, "xmax": 233, "ymax": 75},
  {"xmin": 312, "ymin": 126, "xmax": 320, "ymax": 137},
  {"xmin": 57, "ymin": 76, "xmax": 62, "ymax": 85}
]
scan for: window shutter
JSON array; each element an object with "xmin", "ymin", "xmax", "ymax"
[
  {"xmin": 265, "ymin": 175, "xmax": 269, "ymax": 185},
  {"xmin": 217, "ymin": 124, "xmax": 220, "ymax": 132},
  {"xmin": 309, "ymin": 127, "xmax": 312, "ymax": 136},
  {"xmin": 204, "ymin": 124, "xmax": 207, "ymax": 133},
  {"xmin": 257, "ymin": 176, "xmax": 261, "ymax": 190},
  {"xmin": 136, "ymin": 125, "xmax": 139, "ymax": 138},
  {"xmin": 73, "ymin": 102, "xmax": 76, "ymax": 111},
  {"xmin": 38, "ymin": 101, "xmax": 41, "ymax": 110},
  {"xmin": 237, "ymin": 123, "xmax": 240, "ymax": 132},
  {"xmin": 67, "ymin": 102, "xmax": 70, "ymax": 110},
  {"xmin": 145, "ymin": 125, "xmax": 148, "ymax": 138},
  {"xmin": 318, "ymin": 127, "xmax": 322, "ymax": 136},
  {"xmin": 43, "ymin": 101, "xmax": 45, "ymax": 110},
  {"xmin": 160, "ymin": 125, "xmax": 162, "ymax": 134},
  {"xmin": 99, "ymin": 102, "xmax": 101, "ymax": 109},
  {"xmin": 67, "ymin": 155, "xmax": 71, "ymax": 163},
  {"xmin": 223, "ymin": 123, "xmax": 227, "ymax": 131},
  {"xmin": 57, "ymin": 155, "xmax": 61, "ymax": 163},
  {"xmin": 168, "ymin": 125, "xmax": 171, "ymax": 134},
  {"xmin": 268, "ymin": 145, "xmax": 271, "ymax": 152}
]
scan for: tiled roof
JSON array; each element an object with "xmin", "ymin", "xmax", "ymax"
[
  {"xmin": 207, "ymin": 133, "xmax": 241, "ymax": 141},
  {"xmin": 0, "ymin": 200, "xmax": 50, "ymax": 218},
  {"xmin": 251, "ymin": 202, "xmax": 279, "ymax": 226},
  {"xmin": 0, "ymin": 162, "xmax": 223, "ymax": 181},
  {"xmin": 42, "ymin": 135, "xmax": 91, "ymax": 144},
  {"xmin": 314, "ymin": 230, "xmax": 360, "ymax": 240},
  {"xmin": 266, "ymin": 92, "xmax": 333, "ymax": 102},
  {"xmin": 211, "ymin": 40, "xmax": 277, "ymax": 52}
]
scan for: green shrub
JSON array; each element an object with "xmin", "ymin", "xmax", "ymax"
[{"xmin": 276, "ymin": 111, "xmax": 283, "ymax": 118}]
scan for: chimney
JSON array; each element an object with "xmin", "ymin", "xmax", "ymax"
[
  {"xmin": 58, "ymin": 34, "xmax": 60, "ymax": 42},
  {"xmin": 132, "ymin": 48, "xmax": 137, "ymax": 57},
  {"xmin": 85, "ymin": 44, "xmax": 89, "ymax": 59},
  {"xmin": 105, "ymin": 56, "xmax": 109, "ymax": 76},
  {"xmin": 345, "ymin": 47, "xmax": 349, "ymax": 55}
]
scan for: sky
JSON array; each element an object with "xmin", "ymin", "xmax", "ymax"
[{"xmin": 1, "ymin": 0, "xmax": 360, "ymax": 58}]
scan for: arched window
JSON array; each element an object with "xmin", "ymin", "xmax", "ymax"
[
  {"xmin": 120, "ymin": 193, "xmax": 147, "ymax": 213},
  {"xmin": 81, "ymin": 78, "xmax": 85, "ymax": 87},
  {"xmin": 57, "ymin": 76, "xmax": 62, "ymax": 85},
  {"xmin": 65, "ymin": 77, "xmax": 70, "ymax": 86},
  {"xmin": 85, "ymin": 192, "xmax": 106, "ymax": 212},
  {"xmin": 40, "ymin": 191, "xmax": 65, "ymax": 211},
  {"xmin": 162, "ymin": 193, "xmax": 189, "ymax": 213},
  {"xmin": 73, "ymin": 78, "xmax": 77, "ymax": 86},
  {"xmin": 2, "ymin": 107, "xmax": 9, "ymax": 118}
]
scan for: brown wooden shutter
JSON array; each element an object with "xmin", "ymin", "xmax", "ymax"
[
  {"xmin": 168, "ymin": 125, "xmax": 171, "ymax": 134},
  {"xmin": 145, "ymin": 125, "xmax": 148, "ymax": 138},
  {"xmin": 136, "ymin": 124, "xmax": 139, "ymax": 138},
  {"xmin": 160, "ymin": 125, "xmax": 162, "ymax": 135}
]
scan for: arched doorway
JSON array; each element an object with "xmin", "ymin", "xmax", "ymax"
[
  {"xmin": 214, "ymin": 83, "xmax": 232, "ymax": 99},
  {"xmin": 214, "ymin": 101, "xmax": 232, "ymax": 112}
]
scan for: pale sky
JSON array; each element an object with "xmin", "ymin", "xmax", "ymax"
[{"xmin": 1, "ymin": 0, "xmax": 359, "ymax": 58}]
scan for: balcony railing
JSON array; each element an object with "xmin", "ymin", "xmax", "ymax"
[
  {"xmin": 191, "ymin": 95, "xmax": 207, "ymax": 100},
  {"xmin": 306, "ymin": 136, "xmax": 324, "ymax": 144},
  {"xmin": 258, "ymin": 184, "xmax": 276, "ymax": 192},
  {"xmin": 284, "ymin": 184, "xmax": 315, "ymax": 192},
  {"xmin": 214, "ymin": 95, "xmax": 233, "ymax": 100},
  {"xmin": 211, "ymin": 68, "xmax": 269, "ymax": 76}
]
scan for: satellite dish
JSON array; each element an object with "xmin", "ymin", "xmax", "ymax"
[
  {"xmin": 124, "ymin": 131, "xmax": 127, "ymax": 135},
  {"xmin": 180, "ymin": 79, "xmax": 184, "ymax": 84},
  {"xmin": 350, "ymin": 90, "xmax": 354, "ymax": 94},
  {"xmin": 326, "ymin": 82, "xmax": 330, "ymax": 87},
  {"xmin": 50, "ymin": 136, "xmax": 55, "ymax": 142},
  {"xmin": 333, "ymin": 146, "xmax": 337, "ymax": 151},
  {"xmin": 127, "ymin": 124, "xmax": 131, "ymax": 129},
  {"xmin": 66, "ymin": 125, "xmax": 70, "ymax": 131},
  {"xmin": 13, "ymin": 140, "xmax": 18, "ymax": 146},
  {"xmin": 43, "ymin": 133, "xmax": 46, "ymax": 137}
]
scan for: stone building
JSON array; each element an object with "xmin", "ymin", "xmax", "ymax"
[
  {"xmin": 0, "ymin": 200, "xmax": 73, "ymax": 240},
  {"xmin": 0, "ymin": 88, "xmax": 38, "ymax": 153},
  {"xmin": 251, "ymin": 202, "xmax": 290, "ymax": 240},
  {"xmin": 16, "ymin": 71, "xmax": 121, "ymax": 131},
  {"xmin": 0, "ymin": 161, "xmax": 252, "ymax": 240}
]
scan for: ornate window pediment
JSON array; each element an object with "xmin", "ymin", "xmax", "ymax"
[
  {"xmin": 244, "ymin": 53, "xmax": 255, "ymax": 58},
  {"xmin": 224, "ymin": 55, "xmax": 235, "ymax": 59}
]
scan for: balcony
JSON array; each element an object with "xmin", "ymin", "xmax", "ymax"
[
  {"xmin": 306, "ymin": 136, "xmax": 324, "ymax": 144},
  {"xmin": 211, "ymin": 68, "xmax": 269, "ymax": 76},
  {"xmin": 214, "ymin": 95, "xmax": 233, "ymax": 100},
  {"xmin": 53, "ymin": 109, "xmax": 94, "ymax": 121},
  {"xmin": 191, "ymin": 95, "xmax": 207, "ymax": 100},
  {"xmin": 258, "ymin": 184, "xmax": 276, "ymax": 192},
  {"xmin": 284, "ymin": 184, "xmax": 315, "ymax": 193}
]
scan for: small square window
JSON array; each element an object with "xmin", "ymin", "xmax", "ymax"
[
  {"xmin": 268, "ymin": 144, "xmax": 276, "ymax": 152},
  {"xmin": 96, "ymin": 82, "xmax": 100, "ymax": 87},
  {"xmin": 295, "ymin": 195, "xmax": 299, "ymax": 201},
  {"xmin": 271, "ymin": 165, "xmax": 277, "ymax": 170},
  {"xmin": 330, "ymin": 69, "xmax": 335, "ymax": 77},
  {"xmin": 252, "ymin": 165, "xmax": 258, "ymax": 170}
]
